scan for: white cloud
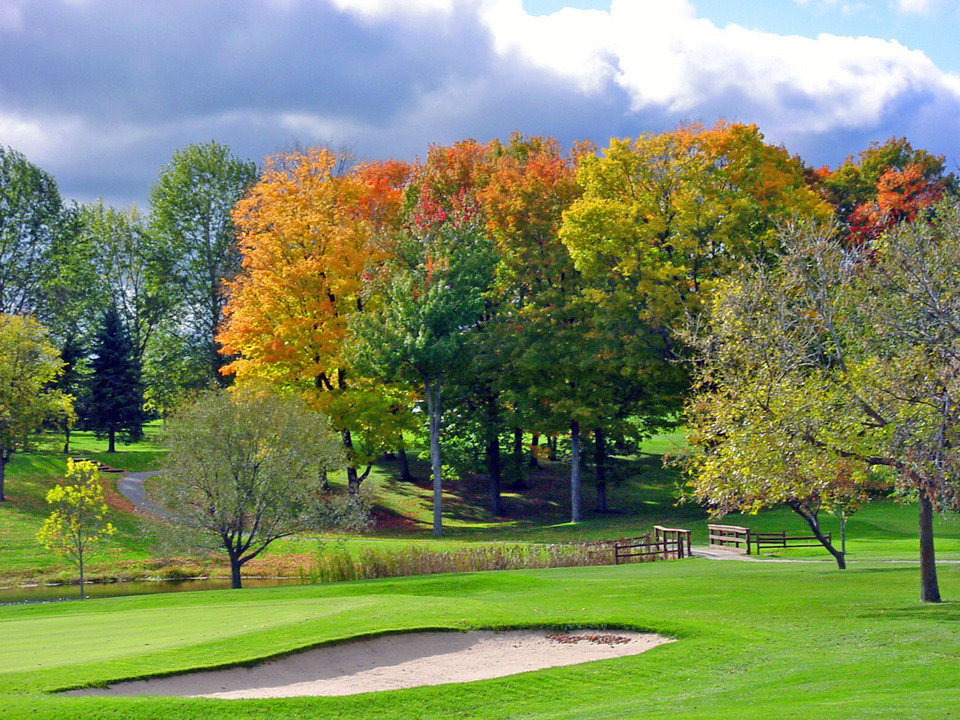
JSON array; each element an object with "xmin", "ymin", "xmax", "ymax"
[
  {"xmin": 793, "ymin": 0, "xmax": 947, "ymax": 13},
  {"xmin": 0, "ymin": 112, "xmax": 83, "ymax": 164},
  {"xmin": 480, "ymin": 0, "xmax": 614, "ymax": 93},
  {"xmin": 478, "ymin": 0, "xmax": 960, "ymax": 132},
  {"xmin": 0, "ymin": 1, "xmax": 24, "ymax": 32},
  {"xmin": 895, "ymin": 0, "xmax": 936, "ymax": 12},
  {"xmin": 329, "ymin": 0, "xmax": 455, "ymax": 19},
  {"xmin": 5, "ymin": 0, "xmax": 960, "ymax": 206}
]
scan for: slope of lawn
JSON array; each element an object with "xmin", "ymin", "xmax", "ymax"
[
  {"xmin": 3, "ymin": 425, "xmax": 959, "ymax": 590},
  {"xmin": 0, "ymin": 559, "xmax": 958, "ymax": 719},
  {"xmin": 0, "ymin": 448, "xmax": 158, "ymax": 582}
]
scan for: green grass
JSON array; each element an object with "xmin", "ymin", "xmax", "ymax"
[
  {"xmin": 0, "ymin": 427, "xmax": 166, "ymax": 583},
  {"xmin": 0, "ymin": 560, "xmax": 958, "ymax": 718},
  {"xmin": 5, "ymin": 424, "xmax": 960, "ymax": 588},
  {"xmin": 64, "ymin": 423, "xmax": 168, "ymax": 473},
  {"xmin": 4, "ymin": 426, "xmax": 960, "ymax": 717}
]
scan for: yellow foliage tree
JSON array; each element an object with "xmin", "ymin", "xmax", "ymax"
[
  {"xmin": 0, "ymin": 314, "xmax": 73, "ymax": 501},
  {"xmin": 37, "ymin": 460, "xmax": 115, "ymax": 598}
]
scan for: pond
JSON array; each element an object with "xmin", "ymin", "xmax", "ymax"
[{"xmin": 0, "ymin": 577, "xmax": 304, "ymax": 605}]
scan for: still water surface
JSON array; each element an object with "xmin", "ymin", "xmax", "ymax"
[{"xmin": 0, "ymin": 577, "xmax": 303, "ymax": 605}]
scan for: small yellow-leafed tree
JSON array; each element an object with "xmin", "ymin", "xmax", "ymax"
[{"xmin": 37, "ymin": 460, "xmax": 115, "ymax": 599}]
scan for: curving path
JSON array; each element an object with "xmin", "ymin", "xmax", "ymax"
[{"xmin": 117, "ymin": 470, "xmax": 166, "ymax": 518}]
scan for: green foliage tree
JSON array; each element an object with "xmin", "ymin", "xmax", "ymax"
[
  {"xmin": 38, "ymin": 206, "xmax": 103, "ymax": 346},
  {"xmin": 480, "ymin": 134, "xmax": 583, "ymax": 512},
  {"xmin": 150, "ymin": 141, "xmax": 258, "ymax": 385},
  {"xmin": 351, "ymin": 224, "xmax": 495, "ymax": 536},
  {"xmin": 80, "ymin": 201, "xmax": 175, "ymax": 366},
  {"xmin": 153, "ymin": 384, "xmax": 359, "ymax": 589},
  {"xmin": 54, "ymin": 333, "xmax": 87, "ymax": 454},
  {"xmin": 0, "ymin": 314, "xmax": 72, "ymax": 501},
  {"xmin": 87, "ymin": 305, "xmax": 144, "ymax": 453},
  {"xmin": 36, "ymin": 459, "xmax": 115, "ymax": 598},
  {"xmin": 682, "ymin": 201, "xmax": 960, "ymax": 600},
  {"xmin": 0, "ymin": 146, "xmax": 70, "ymax": 319}
]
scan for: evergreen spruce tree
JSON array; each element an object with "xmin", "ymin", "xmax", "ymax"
[{"xmin": 88, "ymin": 305, "xmax": 144, "ymax": 452}]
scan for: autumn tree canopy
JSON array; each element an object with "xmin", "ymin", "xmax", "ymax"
[{"xmin": 218, "ymin": 148, "xmax": 412, "ymax": 491}]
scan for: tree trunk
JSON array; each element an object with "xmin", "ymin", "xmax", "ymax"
[
  {"xmin": 594, "ymin": 427, "xmax": 608, "ymax": 513},
  {"xmin": 486, "ymin": 435, "xmax": 502, "ymax": 516},
  {"xmin": 548, "ymin": 435, "xmax": 558, "ymax": 461},
  {"xmin": 529, "ymin": 434, "xmax": 540, "ymax": 468},
  {"xmin": 342, "ymin": 429, "xmax": 361, "ymax": 494},
  {"xmin": 78, "ymin": 546, "xmax": 85, "ymax": 599},
  {"xmin": 787, "ymin": 500, "xmax": 845, "ymax": 569},
  {"xmin": 511, "ymin": 427, "xmax": 525, "ymax": 488},
  {"xmin": 229, "ymin": 556, "xmax": 243, "ymax": 589},
  {"xmin": 426, "ymin": 381, "xmax": 443, "ymax": 537},
  {"xmin": 318, "ymin": 466, "xmax": 329, "ymax": 492},
  {"xmin": 0, "ymin": 450, "xmax": 8, "ymax": 502},
  {"xmin": 570, "ymin": 420, "xmax": 582, "ymax": 523},
  {"xmin": 919, "ymin": 490, "xmax": 941, "ymax": 602},
  {"xmin": 398, "ymin": 445, "xmax": 413, "ymax": 483},
  {"xmin": 107, "ymin": 429, "xmax": 116, "ymax": 454},
  {"xmin": 63, "ymin": 423, "xmax": 71, "ymax": 455}
]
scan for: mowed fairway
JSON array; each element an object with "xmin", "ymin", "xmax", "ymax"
[{"xmin": 1, "ymin": 560, "xmax": 958, "ymax": 720}]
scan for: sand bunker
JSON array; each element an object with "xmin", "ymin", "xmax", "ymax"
[{"xmin": 64, "ymin": 629, "xmax": 672, "ymax": 699}]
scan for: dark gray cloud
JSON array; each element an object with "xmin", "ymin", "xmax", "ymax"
[{"xmin": 1, "ymin": 0, "xmax": 959, "ymax": 208}]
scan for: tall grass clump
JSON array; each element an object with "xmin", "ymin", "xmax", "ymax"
[{"xmin": 300, "ymin": 538, "xmax": 671, "ymax": 584}]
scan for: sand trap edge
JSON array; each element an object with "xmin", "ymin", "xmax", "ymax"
[{"xmin": 62, "ymin": 628, "xmax": 675, "ymax": 699}]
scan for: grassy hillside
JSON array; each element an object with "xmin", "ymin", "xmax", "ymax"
[{"xmin": 2, "ymin": 426, "xmax": 959, "ymax": 589}]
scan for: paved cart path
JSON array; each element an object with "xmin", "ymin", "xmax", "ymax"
[{"xmin": 117, "ymin": 470, "xmax": 165, "ymax": 518}]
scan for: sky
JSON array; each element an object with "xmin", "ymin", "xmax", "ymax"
[{"xmin": 1, "ymin": 0, "xmax": 959, "ymax": 208}]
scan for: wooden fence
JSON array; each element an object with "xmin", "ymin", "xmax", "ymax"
[
  {"xmin": 708, "ymin": 524, "xmax": 830, "ymax": 555},
  {"xmin": 751, "ymin": 530, "xmax": 831, "ymax": 553},
  {"xmin": 707, "ymin": 524, "xmax": 751, "ymax": 553},
  {"xmin": 614, "ymin": 525, "xmax": 692, "ymax": 564}
]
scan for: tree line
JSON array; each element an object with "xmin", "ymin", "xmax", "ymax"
[
  {"xmin": 0, "ymin": 141, "xmax": 256, "ymax": 454},
  {"xmin": 2, "ymin": 123, "xmax": 957, "ymax": 600}
]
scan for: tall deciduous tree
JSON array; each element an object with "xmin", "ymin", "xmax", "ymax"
[
  {"xmin": 351, "ymin": 222, "xmax": 495, "ymax": 536},
  {"xmin": 80, "ymin": 201, "xmax": 174, "ymax": 366},
  {"xmin": 218, "ymin": 148, "xmax": 410, "ymax": 491},
  {"xmin": 87, "ymin": 305, "xmax": 144, "ymax": 453},
  {"xmin": 683, "ymin": 201, "xmax": 960, "ymax": 600},
  {"xmin": 150, "ymin": 141, "xmax": 257, "ymax": 384},
  {"xmin": 479, "ymin": 134, "xmax": 583, "ymax": 512},
  {"xmin": 0, "ymin": 315, "xmax": 71, "ymax": 501},
  {"xmin": 153, "ymin": 384, "xmax": 359, "ymax": 589},
  {"xmin": 0, "ymin": 146, "xmax": 68, "ymax": 319}
]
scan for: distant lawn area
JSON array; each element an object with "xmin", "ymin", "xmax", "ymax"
[
  {"xmin": 0, "ymin": 560, "xmax": 958, "ymax": 719},
  {"xmin": 0, "ymin": 426, "xmax": 167, "ymax": 584},
  {"xmin": 2, "ymin": 425, "xmax": 959, "ymax": 589}
]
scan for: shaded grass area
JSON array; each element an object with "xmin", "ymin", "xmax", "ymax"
[{"xmin": 0, "ymin": 560, "xmax": 958, "ymax": 719}]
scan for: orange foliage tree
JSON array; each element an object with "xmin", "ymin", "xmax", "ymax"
[
  {"xmin": 217, "ymin": 148, "xmax": 414, "ymax": 491},
  {"xmin": 817, "ymin": 137, "xmax": 954, "ymax": 244}
]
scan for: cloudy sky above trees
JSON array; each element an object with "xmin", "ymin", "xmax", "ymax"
[{"xmin": 2, "ymin": 0, "xmax": 959, "ymax": 207}]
